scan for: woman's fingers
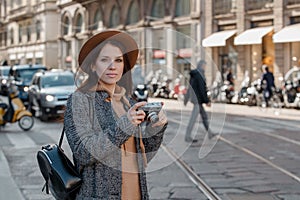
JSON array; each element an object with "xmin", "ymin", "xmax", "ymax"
[{"xmin": 127, "ymin": 102, "xmax": 147, "ymax": 126}]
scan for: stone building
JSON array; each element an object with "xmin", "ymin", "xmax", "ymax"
[
  {"xmin": 57, "ymin": 0, "xmax": 300, "ymax": 86},
  {"xmin": 57, "ymin": 0, "xmax": 203, "ymax": 85},
  {"xmin": 203, "ymin": 0, "xmax": 300, "ymax": 86},
  {"xmin": 0, "ymin": 0, "xmax": 59, "ymax": 68},
  {"xmin": 1, "ymin": 0, "xmax": 299, "ymax": 87}
]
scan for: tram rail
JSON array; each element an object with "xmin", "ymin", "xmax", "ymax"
[
  {"xmin": 161, "ymin": 144, "xmax": 222, "ymax": 200},
  {"xmin": 165, "ymin": 111, "xmax": 300, "ymax": 198}
]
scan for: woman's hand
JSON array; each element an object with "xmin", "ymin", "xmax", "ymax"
[
  {"xmin": 127, "ymin": 101, "xmax": 147, "ymax": 126},
  {"xmin": 151, "ymin": 110, "xmax": 168, "ymax": 127}
]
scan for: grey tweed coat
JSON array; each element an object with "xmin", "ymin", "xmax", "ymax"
[{"xmin": 64, "ymin": 90, "xmax": 167, "ymax": 200}]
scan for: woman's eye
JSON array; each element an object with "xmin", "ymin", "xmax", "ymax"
[
  {"xmin": 101, "ymin": 58, "xmax": 109, "ymax": 62},
  {"xmin": 115, "ymin": 58, "xmax": 123, "ymax": 63}
]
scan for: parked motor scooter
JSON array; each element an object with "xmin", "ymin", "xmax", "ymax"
[
  {"xmin": 283, "ymin": 79, "xmax": 300, "ymax": 108},
  {"xmin": 153, "ymin": 77, "xmax": 172, "ymax": 99},
  {"xmin": 208, "ymin": 72, "xmax": 223, "ymax": 102},
  {"xmin": 238, "ymin": 72, "xmax": 250, "ymax": 105},
  {"xmin": 0, "ymin": 82, "xmax": 34, "ymax": 131},
  {"xmin": 282, "ymin": 67, "xmax": 300, "ymax": 108},
  {"xmin": 219, "ymin": 80, "xmax": 235, "ymax": 103},
  {"xmin": 172, "ymin": 82, "xmax": 187, "ymax": 100},
  {"xmin": 239, "ymin": 79, "xmax": 263, "ymax": 106},
  {"xmin": 132, "ymin": 84, "xmax": 149, "ymax": 102}
]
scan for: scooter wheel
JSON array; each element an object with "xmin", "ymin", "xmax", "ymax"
[{"xmin": 18, "ymin": 116, "xmax": 34, "ymax": 131}]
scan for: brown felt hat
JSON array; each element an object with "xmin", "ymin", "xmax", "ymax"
[{"xmin": 78, "ymin": 30, "xmax": 139, "ymax": 69}]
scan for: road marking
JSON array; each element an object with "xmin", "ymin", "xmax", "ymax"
[{"xmin": 6, "ymin": 133, "xmax": 36, "ymax": 149}]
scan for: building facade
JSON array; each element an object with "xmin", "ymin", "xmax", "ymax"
[
  {"xmin": 56, "ymin": 0, "xmax": 203, "ymax": 85},
  {"xmin": 203, "ymin": 0, "xmax": 300, "ymax": 86},
  {"xmin": 0, "ymin": 0, "xmax": 59, "ymax": 67},
  {"xmin": 0, "ymin": 0, "xmax": 299, "ymax": 87}
]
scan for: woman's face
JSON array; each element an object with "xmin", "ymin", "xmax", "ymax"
[{"xmin": 93, "ymin": 43, "xmax": 124, "ymax": 86}]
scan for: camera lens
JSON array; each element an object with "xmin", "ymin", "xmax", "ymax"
[{"xmin": 147, "ymin": 112, "xmax": 159, "ymax": 123}]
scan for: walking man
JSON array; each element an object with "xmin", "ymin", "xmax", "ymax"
[
  {"xmin": 261, "ymin": 65, "xmax": 275, "ymax": 107},
  {"xmin": 184, "ymin": 60, "xmax": 216, "ymax": 143}
]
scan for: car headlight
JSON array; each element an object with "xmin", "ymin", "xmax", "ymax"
[
  {"xmin": 23, "ymin": 86, "xmax": 29, "ymax": 92},
  {"xmin": 45, "ymin": 95, "xmax": 55, "ymax": 102},
  {"xmin": 1, "ymin": 79, "xmax": 7, "ymax": 84}
]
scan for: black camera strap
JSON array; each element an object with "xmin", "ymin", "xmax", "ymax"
[{"xmin": 58, "ymin": 126, "xmax": 65, "ymax": 148}]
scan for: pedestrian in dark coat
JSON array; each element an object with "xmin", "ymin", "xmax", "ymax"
[
  {"xmin": 184, "ymin": 60, "xmax": 216, "ymax": 142},
  {"xmin": 261, "ymin": 65, "xmax": 275, "ymax": 107},
  {"xmin": 64, "ymin": 30, "xmax": 168, "ymax": 200}
]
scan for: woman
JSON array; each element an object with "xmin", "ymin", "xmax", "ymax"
[{"xmin": 64, "ymin": 30, "xmax": 168, "ymax": 200}]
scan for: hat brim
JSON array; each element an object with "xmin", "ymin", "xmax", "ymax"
[{"xmin": 78, "ymin": 30, "xmax": 139, "ymax": 69}]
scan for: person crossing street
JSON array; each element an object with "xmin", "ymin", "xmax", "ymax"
[{"xmin": 184, "ymin": 60, "xmax": 216, "ymax": 143}]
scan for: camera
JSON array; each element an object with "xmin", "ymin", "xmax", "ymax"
[{"xmin": 139, "ymin": 102, "xmax": 163, "ymax": 123}]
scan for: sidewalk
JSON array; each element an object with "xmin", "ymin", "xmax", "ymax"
[
  {"xmin": 0, "ymin": 150, "xmax": 24, "ymax": 200},
  {"xmin": 156, "ymin": 98, "xmax": 300, "ymax": 121}
]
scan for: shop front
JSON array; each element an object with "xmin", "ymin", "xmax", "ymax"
[
  {"xmin": 273, "ymin": 23, "xmax": 300, "ymax": 71},
  {"xmin": 202, "ymin": 30, "xmax": 237, "ymax": 83},
  {"xmin": 234, "ymin": 26, "xmax": 274, "ymax": 82}
]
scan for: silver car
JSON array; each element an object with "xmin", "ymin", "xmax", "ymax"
[{"xmin": 28, "ymin": 70, "xmax": 75, "ymax": 121}]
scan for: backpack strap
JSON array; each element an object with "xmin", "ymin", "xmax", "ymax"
[
  {"xmin": 42, "ymin": 180, "xmax": 49, "ymax": 194},
  {"xmin": 58, "ymin": 126, "xmax": 65, "ymax": 148}
]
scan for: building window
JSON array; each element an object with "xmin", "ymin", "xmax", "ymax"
[
  {"xmin": 290, "ymin": 16, "xmax": 300, "ymax": 24},
  {"xmin": 36, "ymin": 20, "xmax": 41, "ymax": 40},
  {"xmin": 151, "ymin": 0, "xmax": 164, "ymax": 19},
  {"xmin": 246, "ymin": 0, "xmax": 273, "ymax": 11},
  {"xmin": 109, "ymin": 5, "xmax": 120, "ymax": 28},
  {"xmin": 3, "ymin": 31, "xmax": 7, "ymax": 46},
  {"xmin": 19, "ymin": 25, "xmax": 22, "ymax": 43},
  {"xmin": 126, "ymin": 1, "xmax": 139, "ymax": 25},
  {"xmin": 0, "ymin": 33, "xmax": 3, "ymax": 47},
  {"xmin": 63, "ymin": 16, "xmax": 70, "ymax": 35},
  {"xmin": 92, "ymin": 9, "xmax": 102, "ymax": 30},
  {"xmin": 175, "ymin": 0, "xmax": 190, "ymax": 17},
  {"xmin": 10, "ymin": 28, "xmax": 14, "ymax": 45},
  {"xmin": 77, "ymin": 39, "xmax": 83, "ymax": 54},
  {"xmin": 75, "ymin": 14, "xmax": 83, "ymax": 33},
  {"xmin": 214, "ymin": 0, "xmax": 235, "ymax": 15},
  {"xmin": 287, "ymin": 0, "xmax": 300, "ymax": 5},
  {"xmin": 35, "ymin": 57, "xmax": 42, "ymax": 65},
  {"xmin": 67, "ymin": 41, "xmax": 71, "ymax": 55},
  {"xmin": 5, "ymin": 31, "xmax": 7, "ymax": 46},
  {"xmin": 176, "ymin": 25, "xmax": 191, "ymax": 49},
  {"xmin": 26, "ymin": 58, "xmax": 32, "ymax": 65},
  {"xmin": 27, "ymin": 25, "xmax": 31, "ymax": 42},
  {"xmin": 251, "ymin": 20, "xmax": 273, "ymax": 28}
]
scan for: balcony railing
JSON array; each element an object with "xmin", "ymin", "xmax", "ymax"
[
  {"xmin": 9, "ymin": 5, "xmax": 33, "ymax": 21},
  {"xmin": 246, "ymin": 0, "xmax": 273, "ymax": 11}
]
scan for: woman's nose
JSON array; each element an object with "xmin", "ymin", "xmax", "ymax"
[{"xmin": 107, "ymin": 62, "xmax": 116, "ymax": 69}]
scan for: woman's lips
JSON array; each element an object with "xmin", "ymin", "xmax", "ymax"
[{"xmin": 106, "ymin": 73, "xmax": 118, "ymax": 78}]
